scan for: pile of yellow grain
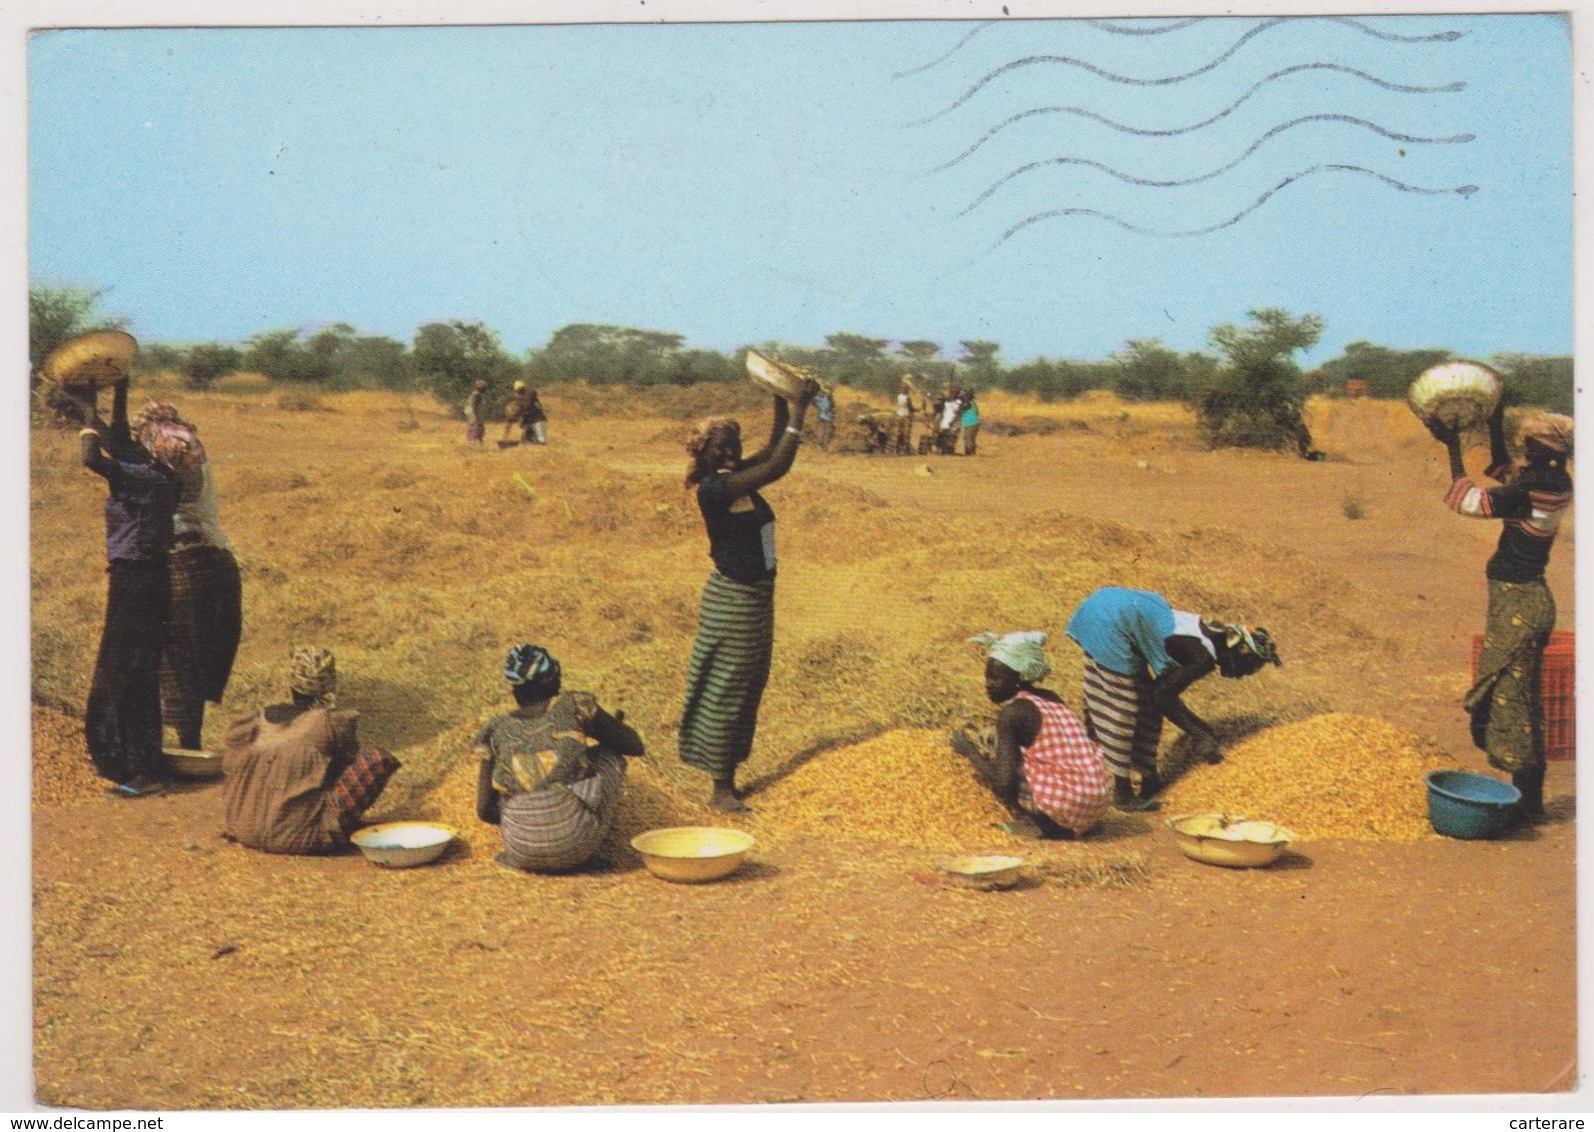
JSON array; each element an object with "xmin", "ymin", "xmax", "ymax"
[
  {"xmin": 748, "ymin": 728, "xmax": 1011, "ymax": 848},
  {"xmin": 32, "ymin": 706, "xmax": 106, "ymax": 808},
  {"xmin": 1159, "ymin": 713, "xmax": 1451, "ymax": 841}
]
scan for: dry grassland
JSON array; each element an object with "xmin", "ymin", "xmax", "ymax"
[
  {"xmin": 29, "ymin": 379, "xmax": 1573, "ymax": 1110},
  {"xmin": 33, "ymin": 380, "xmax": 1379, "ymax": 849}
]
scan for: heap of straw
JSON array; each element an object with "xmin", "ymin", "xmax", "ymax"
[
  {"xmin": 1158, "ymin": 713, "xmax": 1451, "ymax": 842},
  {"xmin": 745, "ymin": 728, "xmax": 1012, "ymax": 849}
]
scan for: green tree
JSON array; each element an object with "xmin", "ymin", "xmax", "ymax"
[
  {"xmin": 1316, "ymin": 341, "xmax": 1452, "ymax": 399},
  {"xmin": 1492, "ymin": 354, "xmax": 1574, "ymax": 416},
  {"xmin": 896, "ymin": 340, "xmax": 941, "ymax": 365},
  {"xmin": 1196, "ymin": 309, "xmax": 1324, "ymax": 456},
  {"xmin": 822, "ymin": 332, "xmax": 892, "ymax": 391},
  {"xmin": 185, "ymin": 343, "xmax": 243, "ymax": 391},
  {"xmin": 137, "ymin": 342, "xmax": 188, "ymax": 376},
  {"xmin": 1002, "ymin": 357, "xmax": 1097, "ymax": 401},
  {"xmin": 242, "ymin": 329, "xmax": 321, "ymax": 384},
  {"xmin": 338, "ymin": 334, "xmax": 413, "ymax": 389},
  {"xmin": 531, "ymin": 323, "xmax": 690, "ymax": 385},
  {"xmin": 1110, "ymin": 338, "xmax": 1190, "ymax": 402},
  {"xmin": 28, "ymin": 284, "xmax": 129, "ymax": 383},
  {"xmin": 413, "ymin": 320, "xmax": 518, "ymax": 408},
  {"xmin": 957, "ymin": 340, "xmax": 1002, "ymax": 391}
]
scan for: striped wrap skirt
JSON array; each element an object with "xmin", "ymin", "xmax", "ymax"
[
  {"xmin": 498, "ymin": 752, "xmax": 627, "ymax": 872},
  {"xmin": 1079, "ymin": 656, "xmax": 1162, "ymax": 780},
  {"xmin": 160, "ymin": 544, "xmax": 243, "ymax": 728},
  {"xmin": 678, "ymin": 571, "xmax": 775, "ymax": 779}
]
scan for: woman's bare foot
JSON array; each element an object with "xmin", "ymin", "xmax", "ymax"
[{"xmin": 709, "ymin": 781, "xmax": 750, "ymax": 813}]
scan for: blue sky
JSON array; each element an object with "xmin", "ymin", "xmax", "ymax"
[{"xmin": 27, "ymin": 14, "xmax": 1572, "ymax": 367}]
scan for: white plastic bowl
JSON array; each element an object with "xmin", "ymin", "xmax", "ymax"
[{"xmin": 350, "ymin": 822, "xmax": 457, "ymax": 868}]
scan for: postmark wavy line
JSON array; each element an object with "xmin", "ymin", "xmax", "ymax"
[
  {"xmin": 1085, "ymin": 18, "xmax": 1204, "ymax": 36},
  {"xmin": 893, "ymin": 21, "xmax": 997, "ymax": 79},
  {"xmin": 957, "ymin": 115, "xmax": 1474, "ymax": 217},
  {"xmin": 927, "ymin": 64, "xmax": 1467, "ymax": 171},
  {"xmin": 992, "ymin": 165, "xmax": 1478, "ymax": 246},
  {"xmin": 910, "ymin": 16, "xmax": 1465, "ymax": 125},
  {"xmin": 1089, "ymin": 15, "xmax": 1463, "ymax": 43}
]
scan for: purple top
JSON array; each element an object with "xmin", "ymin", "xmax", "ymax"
[{"xmin": 82, "ymin": 435, "xmax": 176, "ymax": 563}]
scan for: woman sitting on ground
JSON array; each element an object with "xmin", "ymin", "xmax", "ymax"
[
  {"xmin": 476, "ymin": 645, "xmax": 645, "ymax": 872},
  {"xmin": 952, "ymin": 631, "xmax": 1112, "ymax": 839},
  {"xmin": 223, "ymin": 647, "xmax": 400, "ymax": 854}
]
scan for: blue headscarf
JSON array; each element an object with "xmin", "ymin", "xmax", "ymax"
[{"xmin": 504, "ymin": 644, "xmax": 561, "ymax": 698}]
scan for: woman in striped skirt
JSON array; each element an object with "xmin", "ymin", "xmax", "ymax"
[
  {"xmin": 132, "ymin": 401, "xmax": 242, "ymax": 751},
  {"xmin": 476, "ymin": 645, "xmax": 645, "ymax": 872},
  {"xmin": 1065, "ymin": 587, "xmax": 1280, "ymax": 812},
  {"xmin": 679, "ymin": 377, "xmax": 818, "ymax": 811}
]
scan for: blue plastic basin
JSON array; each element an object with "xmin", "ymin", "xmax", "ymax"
[{"xmin": 1425, "ymin": 770, "xmax": 1522, "ymax": 840}]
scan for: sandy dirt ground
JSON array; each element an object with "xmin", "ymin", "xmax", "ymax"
[{"xmin": 29, "ymin": 390, "xmax": 1578, "ymax": 1111}]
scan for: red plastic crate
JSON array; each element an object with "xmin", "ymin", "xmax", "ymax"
[{"xmin": 1471, "ymin": 630, "xmax": 1575, "ymax": 761}]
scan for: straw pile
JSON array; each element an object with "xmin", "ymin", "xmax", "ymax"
[
  {"xmin": 745, "ymin": 728, "xmax": 1010, "ymax": 848},
  {"xmin": 32, "ymin": 706, "xmax": 106, "ymax": 807},
  {"xmin": 1159, "ymin": 713, "xmax": 1451, "ymax": 841}
]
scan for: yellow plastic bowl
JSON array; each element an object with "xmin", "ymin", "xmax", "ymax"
[
  {"xmin": 350, "ymin": 822, "xmax": 457, "ymax": 869},
  {"xmin": 1166, "ymin": 813, "xmax": 1295, "ymax": 869},
  {"xmin": 940, "ymin": 854, "xmax": 1025, "ymax": 889},
  {"xmin": 163, "ymin": 748, "xmax": 223, "ymax": 779},
  {"xmin": 631, "ymin": 826, "xmax": 755, "ymax": 884}
]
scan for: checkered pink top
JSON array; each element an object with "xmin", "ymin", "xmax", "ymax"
[{"xmin": 1014, "ymin": 691, "xmax": 1113, "ymax": 834}]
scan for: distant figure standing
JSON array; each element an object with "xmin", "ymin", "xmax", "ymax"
[
  {"xmin": 936, "ymin": 386, "xmax": 963, "ymax": 455},
  {"xmin": 814, "ymin": 386, "xmax": 835, "ymax": 451},
  {"xmin": 960, "ymin": 390, "xmax": 981, "ymax": 455},
  {"xmin": 464, "ymin": 379, "xmax": 488, "ymax": 444},
  {"xmin": 133, "ymin": 401, "xmax": 242, "ymax": 752},
  {"xmin": 894, "ymin": 379, "xmax": 916, "ymax": 455},
  {"xmin": 80, "ymin": 376, "xmax": 177, "ymax": 798}
]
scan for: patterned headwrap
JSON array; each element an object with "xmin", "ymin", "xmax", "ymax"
[
  {"xmin": 504, "ymin": 644, "xmax": 562, "ymax": 698},
  {"xmin": 684, "ymin": 417, "xmax": 743, "ymax": 484},
  {"xmin": 1518, "ymin": 412, "xmax": 1574, "ymax": 458},
  {"xmin": 1202, "ymin": 622, "xmax": 1282, "ymax": 668},
  {"xmin": 132, "ymin": 401, "xmax": 204, "ymax": 470},
  {"xmin": 970, "ymin": 631, "xmax": 1051, "ymax": 683},
  {"xmin": 288, "ymin": 646, "xmax": 338, "ymax": 706}
]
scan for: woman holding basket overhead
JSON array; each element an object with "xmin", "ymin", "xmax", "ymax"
[
  {"xmin": 1427, "ymin": 395, "xmax": 1573, "ymax": 823},
  {"xmin": 678, "ymin": 354, "xmax": 818, "ymax": 812}
]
